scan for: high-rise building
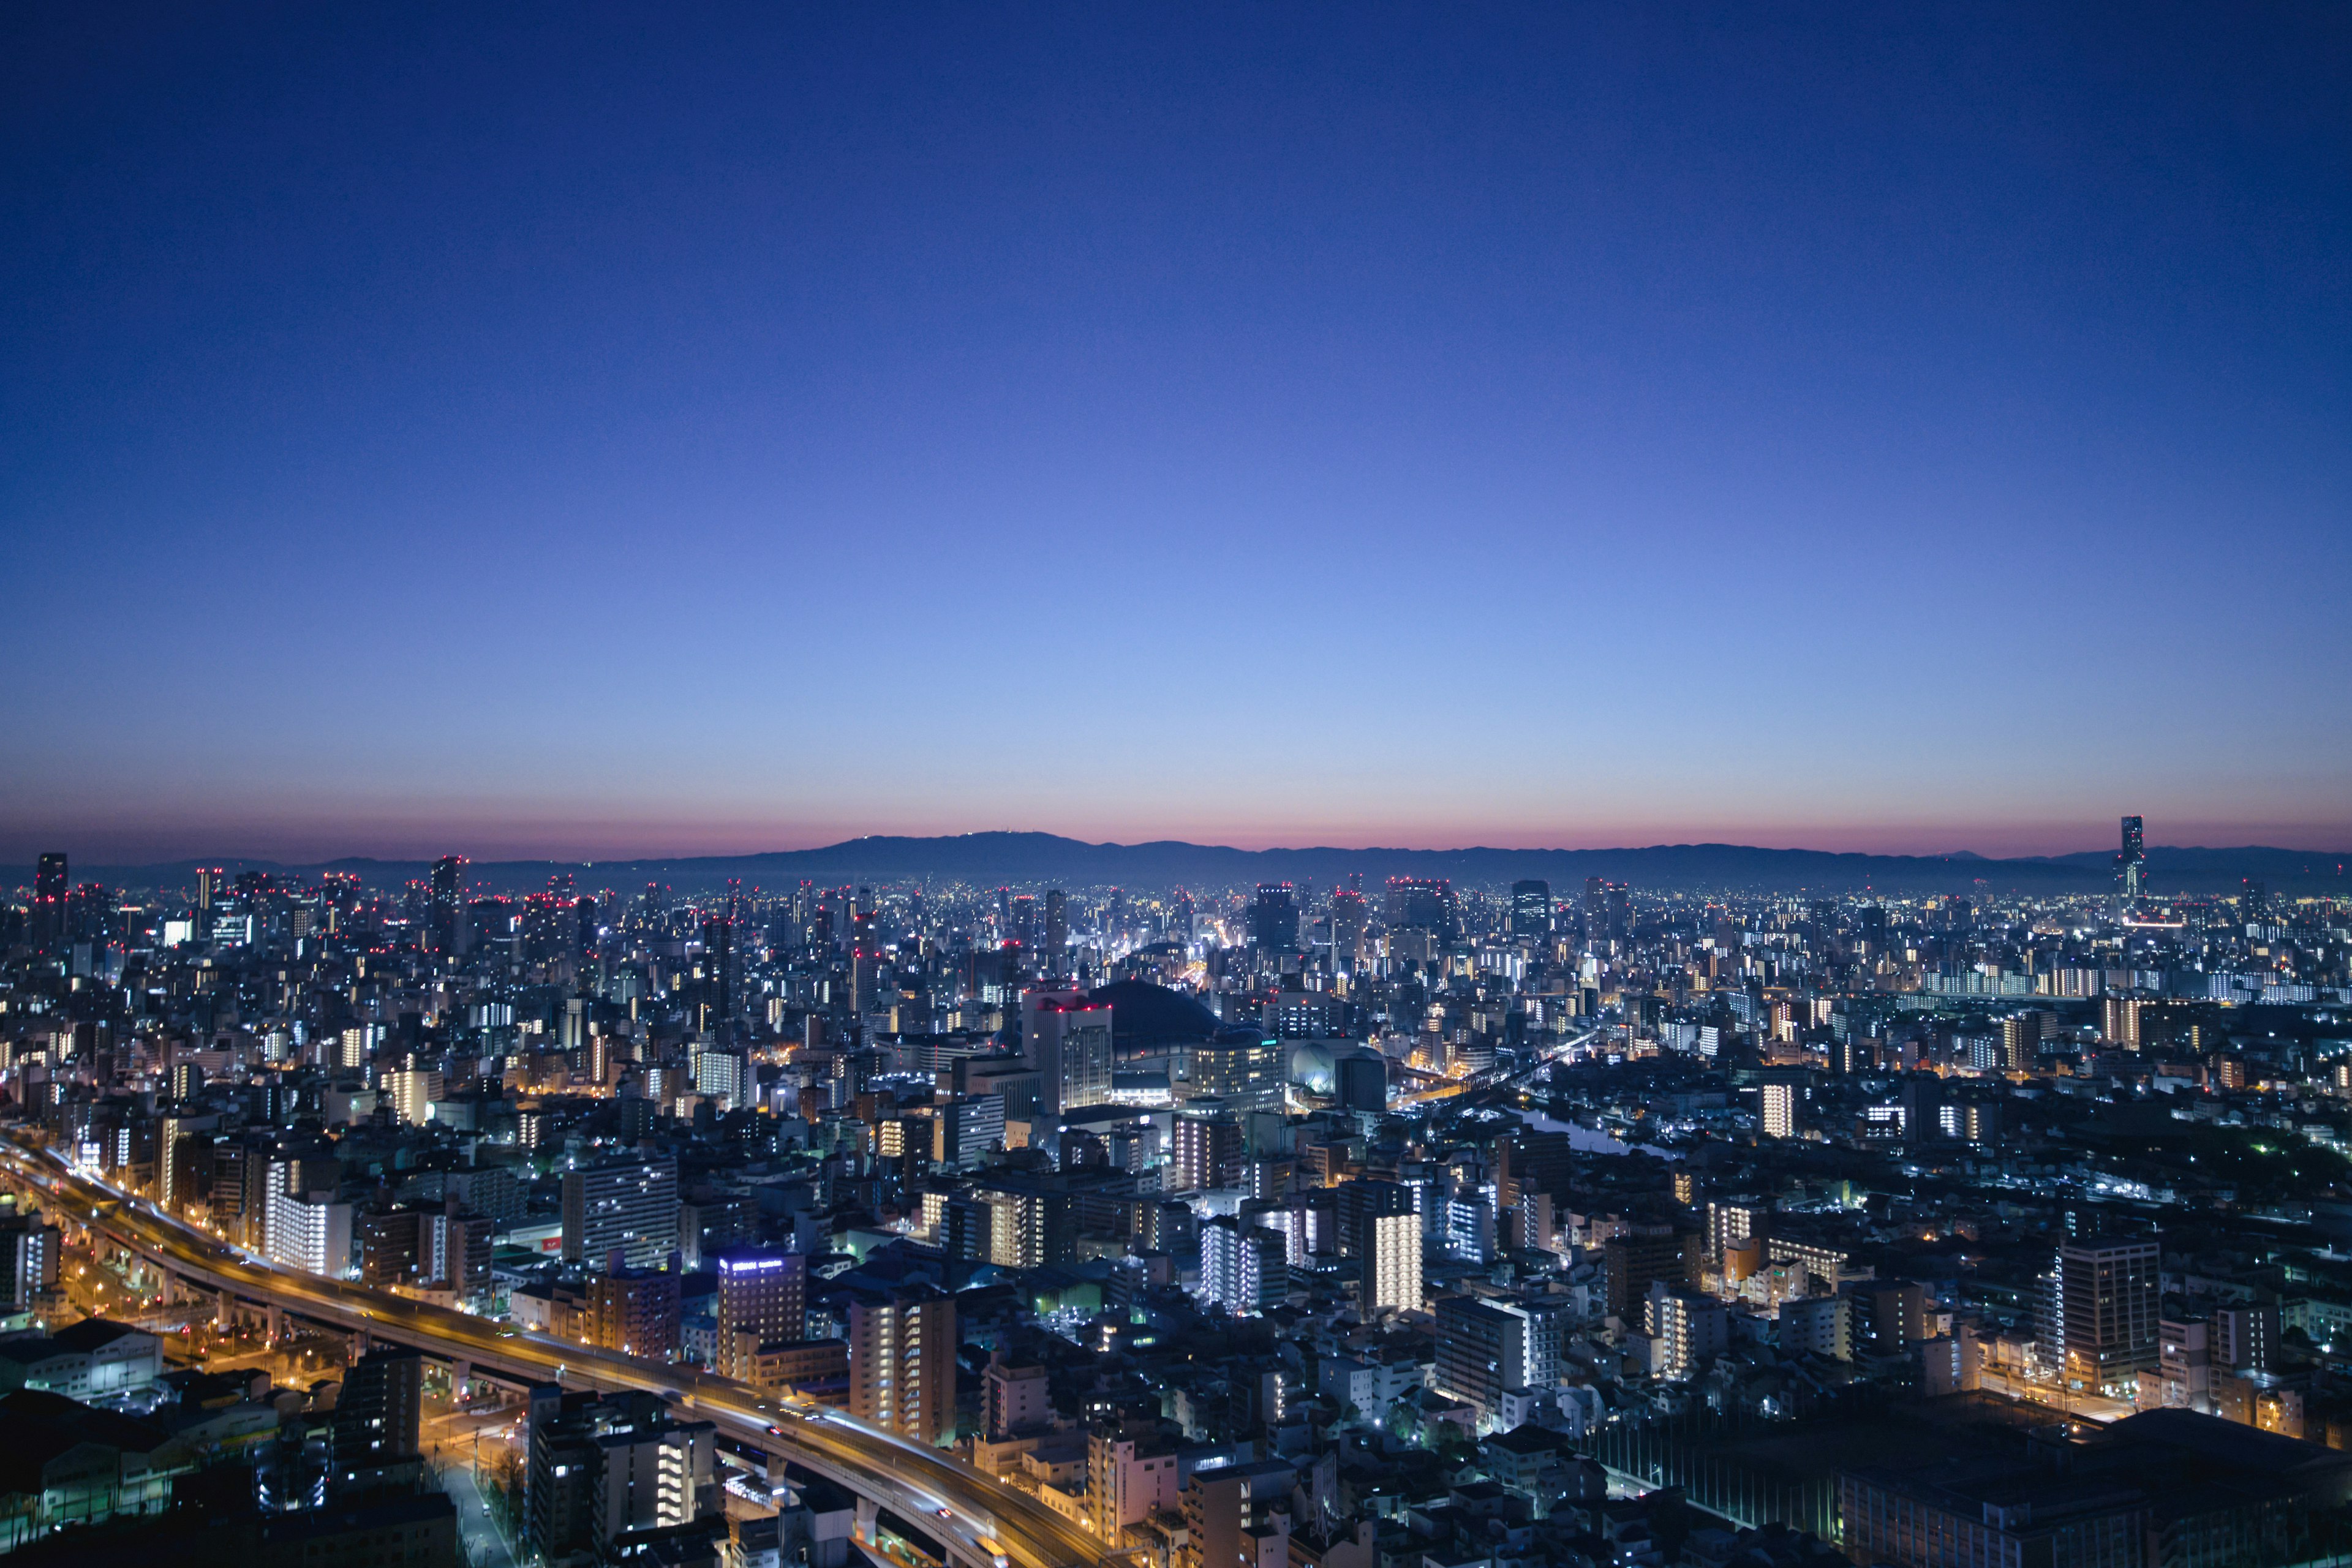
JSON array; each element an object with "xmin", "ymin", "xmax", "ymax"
[
  {"xmin": 383, "ymin": 1069, "xmax": 442, "ymax": 1125},
  {"xmin": 1333, "ymin": 1050, "xmax": 1387, "ymax": 1115},
  {"xmin": 1172, "ymin": 1108, "xmax": 1244, "ymax": 1193},
  {"xmin": 846, "ymin": 1284, "xmax": 956, "ymax": 1446},
  {"xmin": 2117, "ymin": 814, "xmax": 2146, "ymax": 899},
  {"xmin": 1200, "ymin": 1215, "xmax": 1287, "ymax": 1315},
  {"xmin": 1509, "ymin": 880, "xmax": 1551, "ymax": 943},
  {"xmin": 1329, "ymin": 888, "xmax": 1369, "ymax": 967},
  {"xmin": 984, "ymin": 1355, "xmax": 1051, "ymax": 1439},
  {"xmin": 266, "ymin": 1189, "xmax": 353, "ymax": 1276},
  {"xmin": 1385, "ymin": 877, "xmax": 1457, "ymax": 943},
  {"xmin": 1250, "ymin": 883, "xmax": 1301, "ymax": 955},
  {"xmin": 714, "ymin": 1251, "xmax": 808, "ymax": 1381},
  {"xmin": 30, "ymin": 853, "xmax": 67, "ymax": 950},
  {"xmin": 528, "ymin": 1389, "xmax": 714, "ymax": 1564},
  {"xmin": 1022, "ymin": 989, "xmax": 1112, "ymax": 1117},
  {"xmin": 0, "ymin": 1205, "xmax": 61, "ymax": 1313},
  {"xmin": 333, "ymin": 1348, "xmax": 422, "ymax": 1487},
  {"xmin": 1043, "ymin": 889, "xmax": 1068, "ymax": 971},
  {"xmin": 1433, "ymin": 1295, "xmax": 1525, "ymax": 1423},
  {"xmin": 1364, "ymin": 1201, "xmax": 1422, "ymax": 1314},
  {"xmin": 701, "ymin": 914, "xmax": 736, "ymax": 1022},
  {"xmin": 561, "ymin": 1159, "xmax": 679, "ymax": 1269},
  {"xmin": 589, "ymin": 1268, "xmax": 681, "ymax": 1360},
  {"xmin": 1185, "ymin": 1026, "xmax": 1284, "ymax": 1112},
  {"xmin": 1759, "ymin": 1082, "xmax": 1797, "ymax": 1140},
  {"xmin": 428, "ymin": 855, "xmax": 467, "ymax": 957},
  {"xmin": 2057, "ymin": 1237, "xmax": 2160, "ymax": 1385}
]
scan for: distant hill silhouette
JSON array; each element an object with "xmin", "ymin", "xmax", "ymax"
[{"xmin": 12, "ymin": 831, "xmax": 2348, "ymax": 896}]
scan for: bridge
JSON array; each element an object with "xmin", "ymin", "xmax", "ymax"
[{"xmin": 0, "ymin": 1133, "xmax": 1112, "ymax": 1568}]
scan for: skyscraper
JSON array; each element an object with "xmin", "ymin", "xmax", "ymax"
[
  {"xmin": 1385, "ymin": 877, "xmax": 1456, "ymax": 943},
  {"xmin": 428, "ymin": 854, "xmax": 467, "ymax": 957},
  {"xmin": 1250, "ymin": 883, "xmax": 1300, "ymax": 954},
  {"xmin": 1329, "ymin": 887, "xmax": 1368, "ymax": 966},
  {"xmin": 1023, "ymin": 989, "xmax": 1113, "ymax": 1117},
  {"xmin": 31, "ymin": 853, "xmax": 66, "ymax": 951},
  {"xmin": 1509, "ymin": 880, "xmax": 1551, "ymax": 943},
  {"xmin": 1044, "ymin": 888, "xmax": 1068, "ymax": 971},
  {"xmin": 2116, "ymin": 814, "xmax": 2146, "ymax": 899},
  {"xmin": 701, "ymin": 914, "xmax": 736, "ymax": 1022}
]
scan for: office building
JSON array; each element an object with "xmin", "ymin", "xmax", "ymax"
[
  {"xmin": 1510, "ymin": 879, "xmax": 1551, "ymax": 943},
  {"xmin": 1333, "ymin": 1050, "xmax": 1387, "ymax": 1114},
  {"xmin": 1186, "ymin": 1026, "xmax": 1284, "ymax": 1112},
  {"xmin": 1384, "ymin": 876, "xmax": 1456, "ymax": 943},
  {"xmin": 1023, "ymin": 989, "xmax": 1113, "ymax": 1118},
  {"xmin": 1250, "ymin": 884, "xmax": 1300, "ymax": 954},
  {"xmin": 428, "ymin": 855, "xmax": 467, "ymax": 957}
]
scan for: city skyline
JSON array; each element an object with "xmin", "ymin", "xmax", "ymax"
[
  {"xmin": 9, "ymin": 815, "xmax": 2352, "ymax": 876},
  {"xmin": 4, "ymin": 7, "xmax": 2347, "ymax": 862}
]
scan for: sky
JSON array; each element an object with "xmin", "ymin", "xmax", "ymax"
[{"xmin": 2, "ymin": 4, "xmax": 2347, "ymax": 864}]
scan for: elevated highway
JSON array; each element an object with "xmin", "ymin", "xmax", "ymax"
[{"xmin": 0, "ymin": 1133, "xmax": 1109, "ymax": 1568}]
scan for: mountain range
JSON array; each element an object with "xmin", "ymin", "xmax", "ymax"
[{"xmin": 10, "ymin": 832, "xmax": 2347, "ymax": 897}]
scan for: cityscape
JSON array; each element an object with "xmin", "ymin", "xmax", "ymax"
[
  {"xmin": 7, "ymin": 821, "xmax": 2352, "ymax": 1568},
  {"xmin": 5, "ymin": 8, "xmax": 2349, "ymax": 1568}
]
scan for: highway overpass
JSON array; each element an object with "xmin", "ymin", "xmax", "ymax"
[{"xmin": 0, "ymin": 1131, "xmax": 1114, "ymax": 1568}]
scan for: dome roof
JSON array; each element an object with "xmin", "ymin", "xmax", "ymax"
[{"xmin": 1090, "ymin": 978, "xmax": 1221, "ymax": 1046}]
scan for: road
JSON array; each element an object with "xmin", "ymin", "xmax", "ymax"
[{"xmin": 0, "ymin": 1133, "xmax": 1106, "ymax": 1568}]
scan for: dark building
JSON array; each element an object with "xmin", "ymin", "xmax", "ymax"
[
  {"xmin": 1251, "ymin": 884, "xmax": 1300, "ymax": 954},
  {"xmin": 1333, "ymin": 1050, "xmax": 1387, "ymax": 1115},
  {"xmin": 31, "ymin": 853, "xmax": 66, "ymax": 950},
  {"xmin": 333, "ymin": 1347, "xmax": 422, "ymax": 1488},
  {"xmin": 1385, "ymin": 877, "xmax": 1457, "ymax": 943},
  {"xmin": 700, "ymin": 915, "xmax": 735, "ymax": 1021},
  {"xmin": 427, "ymin": 855, "xmax": 466, "ymax": 957},
  {"xmin": 1510, "ymin": 880, "xmax": 1551, "ymax": 943}
]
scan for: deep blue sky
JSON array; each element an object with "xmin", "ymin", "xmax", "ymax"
[{"xmin": 4, "ymin": 4, "xmax": 2346, "ymax": 862}]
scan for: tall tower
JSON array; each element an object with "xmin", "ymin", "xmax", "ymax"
[
  {"xmin": 2116, "ymin": 815, "xmax": 2145, "ymax": 900},
  {"xmin": 31, "ymin": 853, "xmax": 66, "ymax": 950},
  {"xmin": 429, "ymin": 855, "xmax": 467, "ymax": 956}
]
